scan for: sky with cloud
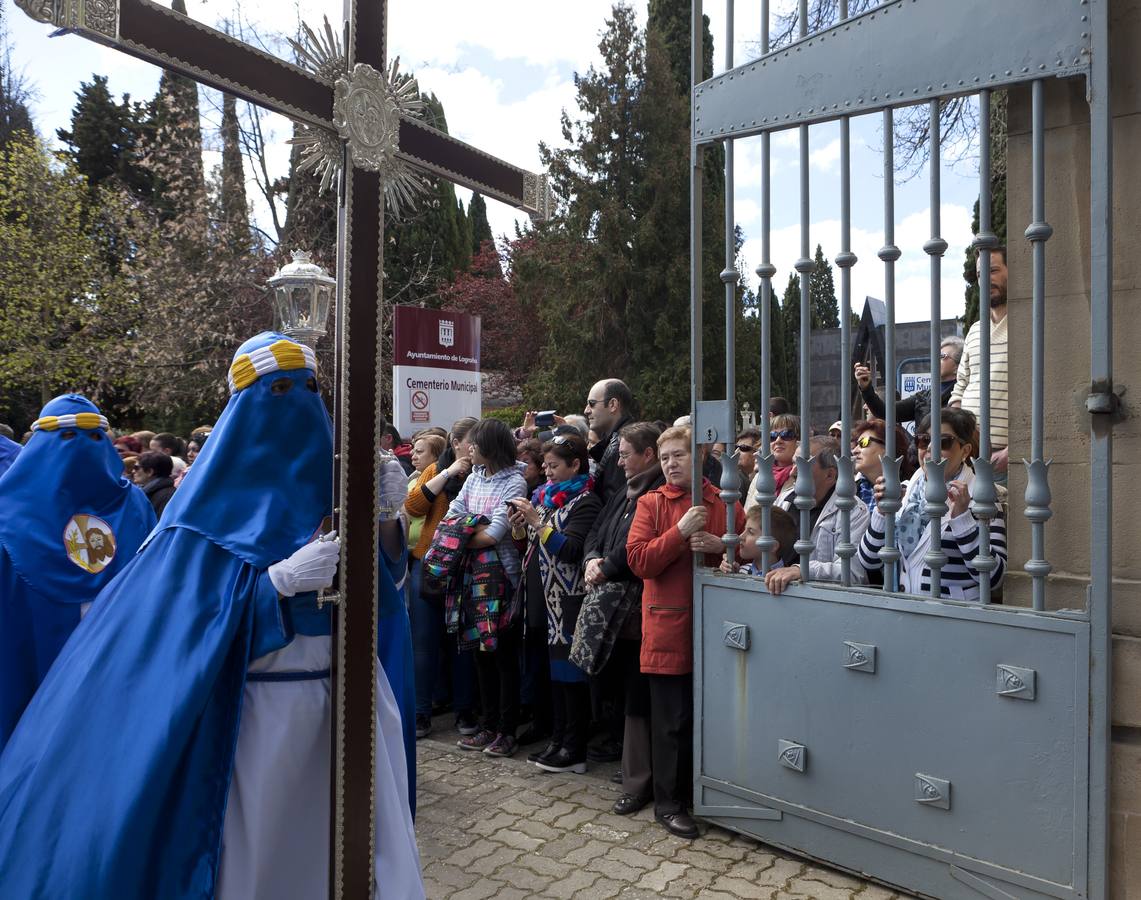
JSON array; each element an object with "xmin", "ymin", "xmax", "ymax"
[{"xmin": 6, "ymin": 0, "xmax": 981, "ymax": 323}]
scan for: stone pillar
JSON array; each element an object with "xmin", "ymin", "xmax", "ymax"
[{"xmin": 1005, "ymin": 0, "xmax": 1140, "ymax": 893}]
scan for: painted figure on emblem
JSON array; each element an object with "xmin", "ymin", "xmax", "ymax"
[
  {"xmin": 0, "ymin": 394, "xmax": 155, "ymax": 749},
  {"xmin": 0, "ymin": 334, "xmax": 424, "ymax": 900}
]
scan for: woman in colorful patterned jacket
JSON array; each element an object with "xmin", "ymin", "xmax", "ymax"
[
  {"xmin": 444, "ymin": 418, "xmax": 528, "ymax": 758},
  {"xmin": 509, "ymin": 433, "xmax": 602, "ymax": 772}
]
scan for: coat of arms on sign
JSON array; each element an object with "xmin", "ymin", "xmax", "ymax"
[{"xmin": 439, "ymin": 320, "xmax": 455, "ymax": 348}]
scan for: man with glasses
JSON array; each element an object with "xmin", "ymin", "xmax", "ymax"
[
  {"xmin": 583, "ymin": 379, "xmax": 635, "ymax": 505},
  {"xmin": 731, "ymin": 428, "xmax": 761, "ymax": 502},
  {"xmin": 854, "ymin": 335, "xmax": 964, "ymax": 428},
  {"xmin": 765, "ymin": 437, "xmax": 871, "ymax": 594}
]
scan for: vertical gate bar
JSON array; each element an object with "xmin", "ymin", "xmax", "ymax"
[
  {"xmin": 792, "ymin": 123, "xmax": 815, "ymax": 579},
  {"xmin": 1024, "ymin": 79, "xmax": 1054, "ymax": 611},
  {"xmin": 834, "ymin": 112, "xmax": 857, "ymax": 587},
  {"xmin": 877, "ymin": 109, "xmax": 902, "ymax": 591},
  {"xmin": 720, "ymin": 0, "xmax": 740, "ymax": 557},
  {"xmin": 829, "ymin": 0, "xmax": 856, "ymax": 587},
  {"xmin": 690, "ymin": 0, "xmax": 703, "ymax": 507},
  {"xmin": 1087, "ymin": 0, "xmax": 1113, "ymax": 890},
  {"xmin": 797, "ymin": 0, "xmax": 807, "ymax": 39},
  {"xmin": 970, "ymin": 90, "xmax": 998, "ymax": 606},
  {"xmin": 923, "ymin": 99, "xmax": 949, "ymax": 598},
  {"xmin": 753, "ymin": 0, "xmax": 777, "ymax": 575}
]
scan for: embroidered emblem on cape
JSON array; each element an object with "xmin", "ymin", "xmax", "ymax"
[{"xmin": 63, "ymin": 514, "xmax": 117, "ymax": 574}]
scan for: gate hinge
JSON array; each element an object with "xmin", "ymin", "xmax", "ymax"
[{"xmin": 1086, "ymin": 381, "xmax": 1122, "ymax": 416}]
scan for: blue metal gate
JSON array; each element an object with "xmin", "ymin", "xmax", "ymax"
[{"xmin": 688, "ymin": 2, "xmax": 1113, "ymax": 898}]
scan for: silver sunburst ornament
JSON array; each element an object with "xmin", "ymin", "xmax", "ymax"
[{"xmin": 288, "ymin": 17, "xmax": 428, "ymax": 216}]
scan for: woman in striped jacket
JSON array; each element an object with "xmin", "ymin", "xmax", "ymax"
[{"xmin": 857, "ymin": 408, "xmax": 1006, "ymax": 601}]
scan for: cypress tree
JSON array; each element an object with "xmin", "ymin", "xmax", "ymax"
[
  {"xmin": 809, "ymin": 243, "xmax": 839, "ymax": 329},
  {"xmin": 57, "ymin": 76, "xmax": 152, "ymax": 201},
  {"xmin": 147, "ymin": 0, "xmax": 205, "ymax": 222},
  {"xmin": 219, "ymin": 93, "xmax": 249, "ymax": 251},
  {"xmin": 0, "ymin": 6, "xmax": 33, "ymax": 151},
  {"xmin": 468, "ymin": 191, "xmax": 493, "ymax": 254},
  {"xmin": 385, "ymin": 92, "xmax": 473, "ymax": 300},
  {"xmin": 780, "ymin": 272, "xmax": 801, "ymax": 408}
]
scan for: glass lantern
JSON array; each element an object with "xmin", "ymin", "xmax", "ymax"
[{"xmin": 267, "ymin": 250, "xmax": 336, "ymax": 349}]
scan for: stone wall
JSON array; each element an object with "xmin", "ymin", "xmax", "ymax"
[{"xmin": 1004, "ymin": 0, "xmax": 1141, "ymax": 892}]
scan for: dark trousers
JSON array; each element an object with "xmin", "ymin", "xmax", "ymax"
[
  {"xmin": 521, "ymin": 622, "xmax": 553, "ymax": 731},
  {"xmin": 550, "ymin": 680, "xmax": 591, "ymax": 757},
  {"xmin": 615, "ymin": 640, "xmax": 652, "ymax": 800},
  {"xmin": 409, "ymin": 558, "xmax": 476, "ymax": 716},
  {"xmin": 590, "ymin": 655, "xmax": 626, "ymax": 744},
  {"xmin": 473, "ymin": 625, "xmax": 521, "ymax": 736},
  {"xmin": 647, "ymin": 672, "xmax": 694, "ymax": 817}
]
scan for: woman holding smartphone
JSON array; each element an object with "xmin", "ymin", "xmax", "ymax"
[{"xmin": 508, "ymin": 434, "xmax": 601, "ymax": 772}]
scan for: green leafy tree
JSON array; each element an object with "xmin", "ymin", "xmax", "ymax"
[{"xmin": 0, "ymin": 135, "xmax": 139, "ymax": 410}]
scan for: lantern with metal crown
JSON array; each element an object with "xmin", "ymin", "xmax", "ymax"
[{"xmin": 267, "ymin": 250, "xmax": 336, "ymax": 349}]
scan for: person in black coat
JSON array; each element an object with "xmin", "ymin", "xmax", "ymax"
[
  {"xmin": 584, "ymin": 379, "xmax": 635, "ymax": 505},
  {"xmin": 582, "ymin": 422, "xmax": 664, "ymax": 814},
  {"xmin": 854, "ymin": 335, "xmax": 963, "ymax": 426},
  {"xmin": 133, "ymin": 451, "xmax": 176, "ymax": 518}
]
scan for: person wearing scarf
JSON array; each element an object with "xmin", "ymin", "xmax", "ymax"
[
  {"xmin": 856, "ymin": 408, "xmax": 1007, "ymax": 600},
  {"xmin": 510, "ymin": 434, "xmax": 602, "ymax": 774},
  {"xmin": 581, "ymin": 422, "xmax": 665, "ymax": 816},
  {"xmin": 744, "ymin": 413, "xmax": 800, "ymax": 511},
  {"xmin": 0, "ymin": 394, "xmax": 155, "ymax": 749}
]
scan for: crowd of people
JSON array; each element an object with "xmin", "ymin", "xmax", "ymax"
[
  {"xmin": 396, "ymin": 246, "xmax": 1011, "ymax": 841},
  {"xmin": 0, "ymin": 248, "xmax": 1011, "ymax": 892}
]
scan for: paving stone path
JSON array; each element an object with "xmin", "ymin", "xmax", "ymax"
[{"xmin": 415, "ymin": 724, "xmax": 915, "ymax": 899}]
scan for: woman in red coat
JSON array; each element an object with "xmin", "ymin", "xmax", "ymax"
[{"xmin": 626, "ymin": 426, "xmax": 745, "ymax": 839}]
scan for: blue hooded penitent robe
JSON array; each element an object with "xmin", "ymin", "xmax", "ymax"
[
  {"xmin": 0, "ymin": 435, "xmax": 19, "ymax": 478},
  {"xmin": 0, "ymin": 335, "xmax": 336, "ymax": 899},
  {"xmin": 0, "ymin": 394, "xmax": 154, "ymax": 748}
]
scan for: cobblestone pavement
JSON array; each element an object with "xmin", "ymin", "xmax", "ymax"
[{"xmin": 415, "ymin": 723, "xmax": 915, "ymax": 900}]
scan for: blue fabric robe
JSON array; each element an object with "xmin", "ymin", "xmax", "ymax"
[
  {"xmin": 0, "ymin": 335, "xmax": 334, "ymax": 899},
  {"xmin": 0, "ymin": 394, "xmax": 154, "ymax": 748},
  {"xmin": 0, "ymin": 435, "xmax": 19, "ymax": 478}
]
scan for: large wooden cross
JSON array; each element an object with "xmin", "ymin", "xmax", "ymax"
[{"xmin": 15, "ymin": 1, "xmax": 551, "ymax": 896}]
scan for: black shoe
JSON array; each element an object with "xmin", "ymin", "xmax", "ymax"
[
  {"xmin": 586, "ymin": 739, "xmax": 622, "ymax": 762},
  {"xmin": 415, "ymin": 714, "xmax": 432, "ymax": 739},
  {"xmin": 535, "ymin": 747, "xmax": 587, "ymax": 774},
  {"xmin": 517, "ymin": 725, "xmax": 551, "ymax": 746},
  {"xmin": 455, "ymin": 712, "xmax": 479, "ymax": 736},
  {"xmin": 656, "ymin": 811, "xmax": 699, "ymax": 839},
  {"xmin": 527, "ymin": 741, "xmax": 559, "ymax": 764},
  {"xmin": 613, "ymin": 794, "xmax": 651, "ymax": 816},
  {"xmin": 610, "ymin": 770, "xmax": 624, "ymax": 785}
]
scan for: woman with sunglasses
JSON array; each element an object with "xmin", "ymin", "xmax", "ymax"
[
  {"xmin": 856, "ymin": 407, "xmax": 1006, "ymax": 601},
  {"xmin": 744, "ymin": 414, "xmax": 799, "ymax": 510},
  {"xmin": 851, "ymin": 419, "xmax": 913, "ymax": 511}
]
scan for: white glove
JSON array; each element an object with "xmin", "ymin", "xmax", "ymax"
[
  {"xmin": 268, "ymin": 532, "xmax": 341, "ymax": 597},
  {"xmin": 378, "ymin": 454, "xmax": 408, "ymax": 521}
]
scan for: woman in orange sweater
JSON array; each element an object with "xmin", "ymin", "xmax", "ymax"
[
  {"xmin": 406, "ymin": 431, "xmax": 465, "ymax": 739},
  {"xmin": 626, "ymin": 426, "xmax": 744, "ymax": 840}
]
